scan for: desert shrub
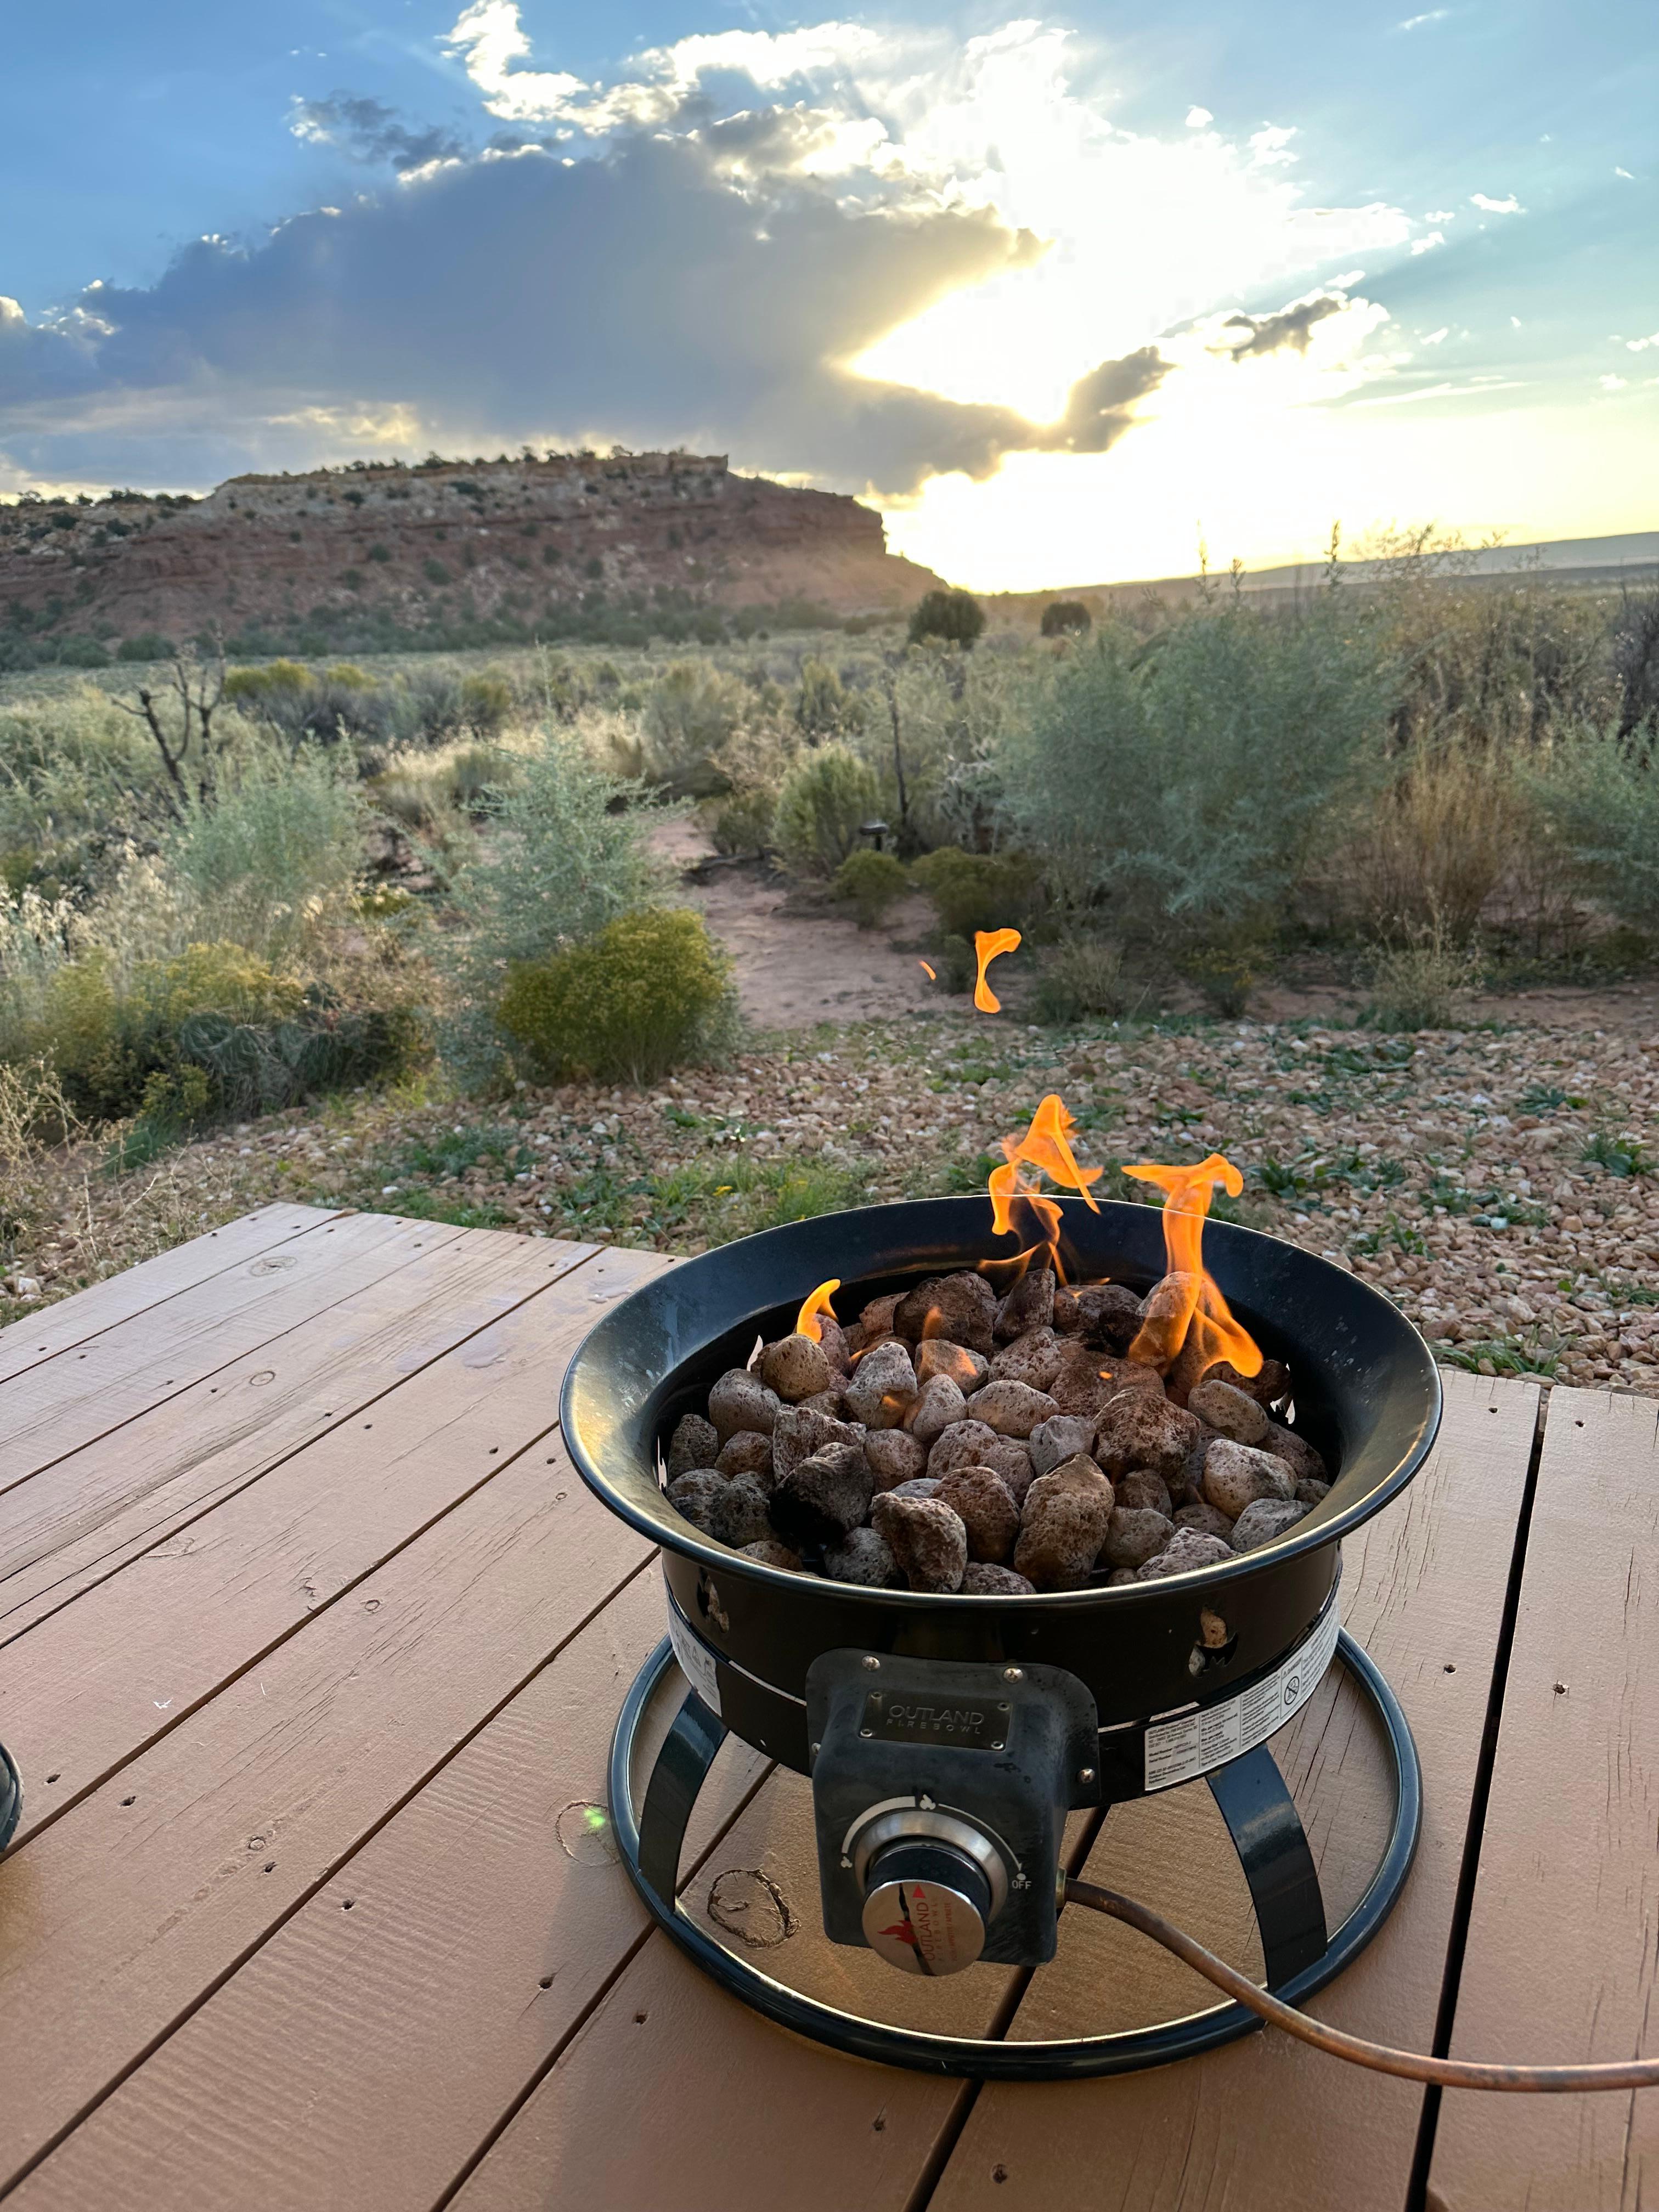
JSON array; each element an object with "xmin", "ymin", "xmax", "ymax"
[
  {"xmin": 459, "ymin": 674, "xmax": 514, "ymax": 732},
  {"xmin": 1040, "ymin": 600, "xmax": 1092, "ymax": 639},
  {"xmin": 774, "ymin": 745, "xmax": 879, "ymax": 874},
  {"xmin": 832, "ymin": 849, "xmax": 909, "ymax": 929},
  {"xmin": 496, "ymin": 907, "xmax": 735, "ymax": 1083},
  {"xmin": 167, "ymin": 748, "xmax": 365, "ymax": 961},
  {"xmin": 1002, "ymin": 601, "xmax": 1391, "ymax": 941},
  {"xmin": 910, "ymin": 847, "xmax": 1031, "ymax": 939},
  {"xmin": 795, "ymin": 658, "xmax": 866, "ymax": 739},
  {"xmin": 1321, "ymin": 737, "xmax": 1531, "ymax": 944},
  {"xmin": 925, "ymin": 934, "xmax": 978, "ymax": 994},
  {"xmin": 0, "ymin": 684, "xmax": 189, "ymax": 885},
  {"xmin": 372, "ymin": 742, "xmax": 505, "ymax": 832},
  {"xmin": 1034, "ymin": 937, "xmax": 1126, "ymax": 1022},
  {"xmin": 708, "ymin": 785, "xmax": 776, "ymax": 856},
  {"xmin": 909, "ymin": 590, "xmax": 985, "ymax": 649},
  {"xmin": 1177, "ymin": 928, "xmax": 1272, "ymax": 1017},
  {"xmin": 1366, "ymin": 922, "xmax": 1483, "ymax": 1031},
  {"xmin": 640, "ymin": 660, "xmax": 750, "ymax": 791},
  {"xmin": 1526, "ymin": 723, "xmax": 1659, "ymax": 930}
]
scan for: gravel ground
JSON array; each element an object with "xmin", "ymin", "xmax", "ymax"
[{"xmin": 5, "ymin": 1009, "xmax": 1656, "ymax": 1393}]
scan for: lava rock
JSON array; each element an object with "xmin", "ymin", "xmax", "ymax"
[
  {"xmin": 1187, "ymin": 1377, "xmax": 1271, "ymax": 1446},
  {"xmin": 1014, "ymin": 1459, "xmax": 1115, "ymax": 1590},
  {"xmin": 988, "ymin": 1327, "xmax": 1064, "ymax": 1392},
  {"xmin": 825, "ymin": 1526, "xmax": 899, "ymax": 1587},
  {"xmin": 962, "ymin": 1561, "xmax": 1037, "ymax": 1595},
  {"xmin": 816, "ymin": 1318, "xmax": 854, "ymax": 1377},
  {"xmin": 772, "ymin": 1404, "xmax": 864, "ymax": 1486},
  {"xmin": 1115, "ymin": 1469, "xmax": 1174, "ymax": 1518},
  {"xmin": 1175, "ymin": 1500, "xmax": 1237, "ymax": 1541},
  {"xmin": 667, "ymin": 1413, "xmax": 719, "ymax": 1480},
  {"xmin": 858, "ymin": 1291, "xmax": 905, "ymax": 1339},
  {"xmin": 1102, "ymin": 1506, "xmax": 1176, "ymax": 1570},
  {"xmin": 1105, "ymin": 1567, "xmax": 1138, "ymax": 1587},
  {"xmin": 915, "ymin": 1338, "xmax": 989, "ymax": 1391},
  {"xmin": 1264, "ymin": 1421, "xmax": 1330, "ymax": 1487},
  {"xmin": 933, "ymin": 1466, "xmax": 1021, "ymax": 1564},
  {"xmin": 1231, "ymin": 1499, "xmax": 1310, "ymax": 1553},
  {"xmin": 668, "ymin": 1469, "xmax": 772, "ymax": 1548},
  {"xmin": 1136, "ymin": 1529, "xmax": 1235, "ymax": 1579},
  {"xmin": 1094, "ymin": 1391, "xmax": 1200, "ymax": 1482},
  {"xmin": 893, "ymin": 1271, "xmax": 996, "ymax": 1357},
  {"xmin": 1069, "ymin": 1282, "xmax": 1143, "ymax": 1350},
  {"xmin": 1295, "ymin": 1476, "xmax": 1332, "ymax": 1508},
  {"xmin": 760, "ymin": 1333, "xmax": 834, "ymax": 1404},
  {"xmin": 871, "ymin": 1494, "xmax": 969, "ymax": 1592},
  {"xmin": 865, "ymin": 1429, "xmax": 928, "ymax": 1490},
  {"xmin": 1029, "ymin": 1413, "xmax": 1097, "ymax": 1478},
  {"xmin": 741, "ymin": 1538, "xmax": 803, "ymax": 1570},
  {"xmin": 770, "ymin": 1442, "xmax": 875, "ymax": 1549},
  {"xmin": 927, "ymin": 1419, "xmax": 1034, "ymax": 1505},
  {"xmin": 889, "ymin": 1475, "xmax": 943, "ymax": 1499},
  {"xmin": 798, "ymin": 1387, "xmax": 848, "ymax": 1419},
  {"xmin": 907, "ymin": 1373, "xmax": 969, "ymax": 1445},
  {"xmin": 1046, "ymin": 1352, "xmax": 1118, "ymax": 1419},
  {"xmin": 967, "ymin": 1379, "xmax": 1059, "ymax": 1439},
  {"xmin": 1207, "ymin": 1356, "xmax": 1293, "ymax": 1410},
  {"xmin": 716, "ymin": 1430, "xmax": 775, "ymax": 1484},
  {"xmin": 708, "ymin": 1368, "xmax": 782, "ymax": 1442},
  {"xmin": 1051, "ymin": 1285, "xmax": 1084, "ymax": 1335},
  {"xmin": 665, "ymin": 1469, "xmax": 726, "ymax": 1531},
  {"xmin": 843, "ymin": 1338, "xmax": 919, "ymax": 1430},
  {"xmin": 994, "ymin": 1267, "xmax": 1055, "ymax": 1342},
  {"xmin": 1203, "ymin": 1439, "xmax": 1296, "ymax": 1518},
  {"xmin": 1132, "ymin": 1272, "xmax": 1203, "ymax": 1369}
]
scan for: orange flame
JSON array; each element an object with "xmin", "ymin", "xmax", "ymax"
[
  {"xmin": 918, "ymin": 958, "xmax": 936, "ymax": 980},
  {"xmin": 983, "ymin": 1094, "xmax": 1102, "ymax": 1284},
  {"xmin": 795, "ymin": 1277, "xmax": 840, "ymax": 1342},
  {"xmin": 973, "ymin": 928, "xmax": 1021, "ymax": 1012},
  {"xmin": 1122, "ymin": 1154, "xmax": 1262, "ymax": 1378}
]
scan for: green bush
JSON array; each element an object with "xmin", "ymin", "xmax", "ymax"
[
  {"xmin": 1040, "ymin": 600, "xmax": 1092, "ymax": 639},
  {"xmin": 496, "ymin": 907, "xmax": 736, "ymax": 1083},
  {"xmin": 774, "ymin": 745, "xmax": 879, "ymax": 874},
  {"xmin": 459, "ymin": 673, "xmax": 513, "ymax": 732},
  {"xmin": 168, "ymin": 749, "xmax": 365, "ymax": 960},
  {"xmin": 910, "ymin": 847, "xmax": 1031, "ymax": 939},
  {"xmin": 909, "ymin": 590, "xmax": 986, "ymax": 649},
  {"xmin": 641, "ymin": 661, "xmax": 749, "ymax": 787},
  {"xmin": 709, "ymin": 785, "xmax": 776, "ymax": 856},
  {"xmin": 832, "ymin": 849, "xmax": 909, "ymax": 929},
  {"xmin": 1527, "ymin": 724, "xmax": 1659, "ymax": 930},
  {"xmin": 795, "ymin": 658, "xmax": 866, "ymax": 740},
  {"xmin": 1366, "ymin": 927, "xmax": 1483, "ymax": 1031},
  {"xmin": 1034, "ymin": 936, "xmax": 1126, "ymax": 1022},
  {"xmin": 1001, "ymin": 600, "xmax": 1391, "ymax": 940}
]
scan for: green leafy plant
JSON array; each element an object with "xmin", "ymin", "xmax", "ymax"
[
  {"xmin": 773, "ymin": 745, "xmax": 879, "ymax": 875},
  {"xmin": 832, "ymin": 849, "xmax": 909, "ymax": 929},
  {"xmin": 496, "ymin": 907, "xmax": 736, "ymax": 1084},
  {"xmin": 908, "ymin": 590, "xmax": 986, "ymax": 648},
  {"xmin": 1583, "ymin": 1129, "xmax": 1651, "ymax": 1178},
  {"xmin": 909, "ymin": 847, "xmax": 1031, "ymax": 939}
]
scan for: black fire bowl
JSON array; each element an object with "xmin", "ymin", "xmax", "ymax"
[{"xmin": 561, "ymin": 1197, "xmax": 1442, "ymax": 1797}]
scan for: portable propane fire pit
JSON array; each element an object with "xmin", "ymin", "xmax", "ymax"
[{"xmin": 562, "ymin": 1120, "xmax": 1441, "ymax": 2079}]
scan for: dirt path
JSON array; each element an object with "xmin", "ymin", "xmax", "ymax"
[{"xmin": 654, "ymin": 820, "xmax": 939, "ymax": 1030}]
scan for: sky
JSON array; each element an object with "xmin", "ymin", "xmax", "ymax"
[{"xmin": 2, "ymin": 1, "xmax": 1655, "ymax": 588}]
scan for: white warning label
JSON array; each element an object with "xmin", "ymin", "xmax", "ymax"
[
  {"xmin": 665, "ymin": 1593, "xmax": 723, "ymax": 1718},
  {"xmin": 1143, "ymin": 1594, "xmax": 1342, "ymax": 1793}
]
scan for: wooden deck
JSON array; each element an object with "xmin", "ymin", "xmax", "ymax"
[{"xmin": 0, "ymin": 1203, "xmax": 1654, "ymax": 2210}]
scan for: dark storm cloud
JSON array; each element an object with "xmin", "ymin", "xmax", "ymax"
[
  {"xmin": 289, "ymin": 94, "xmax": 469, "ymax": 173},
  {"xmin": 1220, "ymin": 292, "xmax": 1346, "ymax": 358},
  {"xmin": 0, "ymin": 133, "xmax": 1165, "ymax": 494}
]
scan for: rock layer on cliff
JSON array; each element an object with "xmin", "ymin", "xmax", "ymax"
[{"xmin": 0, "ymin": 452, "xmax": 944, "ymax": 651}]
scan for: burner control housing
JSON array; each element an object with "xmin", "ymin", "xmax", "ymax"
[{"xmin": 806, "ymin": 1652, "xmax": 1101, "ymax": 1973}]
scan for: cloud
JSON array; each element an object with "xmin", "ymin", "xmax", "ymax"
[
  {"xmin": 289, "ymin": 94, "xmax": 467, "ymax": 172},
  {"xmin": 1421, "ymin": 326, "xmax": 1450, "ymax": 344},
  {"xmin": 0, "ymin": 8, "xmax": 1414, "ymax": 496},
  {"xmin": 1626, "ymin": 331, "xmax": 1659, "ymax": 352},
  {"xmin": 1615, "ymin": 167, "xmax": 1634, "ymax": 180},
  {"xmin": 1396, "ymin": 9, "xmax": 1449, "ymax": 25},
  {"xmin": 1470, "ymin": 192, "xmax": 1523, "ymax": 214},
  {"xmin": 1424, "ymin": 210, "xmax": 1456, "ymax": 222},
  {"xmin": 1600, "ymin": 374, "xmax": 1629, "ymax": 391},
  {"xmin": 1410, "ymin": 231, "xmax": 1446, "ymax": 254},
  {"xmin": 1184, "ymin": 106, "xmax": 1213, "ymax": 127},
  {"xmin": 1217, "ymin": 291, "xmax": 1347, "ymax": 358}
]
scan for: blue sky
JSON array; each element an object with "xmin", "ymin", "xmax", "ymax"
[{"xmin": 3, "ymin": 2, "xmax": 1655, "ymax": 584}]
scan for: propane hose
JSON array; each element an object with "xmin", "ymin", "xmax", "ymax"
[{"xmin": 1065, "ymin": 1878, "xmax": 1659, "ymax": 2092}]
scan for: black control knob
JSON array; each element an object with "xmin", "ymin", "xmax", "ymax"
[{"xmin": 861, "ymin": 1839, "xmax": 994, "ymax": 1975}]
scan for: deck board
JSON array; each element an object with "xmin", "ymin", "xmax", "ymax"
[
  {"xmin": 0, "ymin": 1229, "xmax": 602, "ymax": 1641},
  {"xmin": 1428, "ymin": 1385, "xmax": 1659, "ymax": 2212}
]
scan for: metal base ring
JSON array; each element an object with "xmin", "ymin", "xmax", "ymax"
[
  {"xmin": 609, "ymin": 1629, "xmax": 1421, "ymax": 2080},
  {"xmin": 0, "ymin": 1739, "xmax": 20, "ymax": 1856}
]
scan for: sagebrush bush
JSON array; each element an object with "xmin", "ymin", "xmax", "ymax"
[
  {"xmin": 1527, "ymin": 723, "xmax": 1659, "ymax": 931},
  {"xmin": 168, "ymin": 749, "xmax": 365, "ymax": 961},
  {"xmin": 641, "ymin": 660, "xmax": 750, "ymax": 789},
  {"xmin": 1367, "ymin": 923, "xmax": 1483, "ymax": 1031},
  {"xmin": 774, "ymin": 746, "xmax": 878, "ymax": 874},
  {"xmin": 1002, "ymin": 600, "xmax": 1391, "ymax": 939},
  {"xmin": 496, "ymin": 907, "xmax": 736, "ymax": 1083},
  {"xmin": 910, "ymin": 847, "xmax": 1031, "ymax": 939},
  {"xmin": 708, "ymin": 785, "xmax": 776, "ymax": 856},
  {"xmin": 832, "ymin": 849, "xmax": 908, "ymax": 928},
  {"xmin": 1034, "ymin": 937, "xmax": 1126, "ymax": 1022}
]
